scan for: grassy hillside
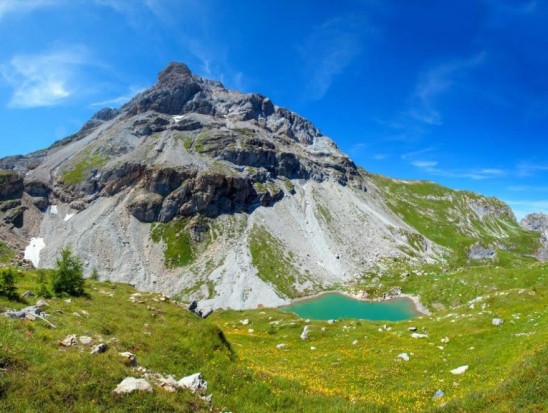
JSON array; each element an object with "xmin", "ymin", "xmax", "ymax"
[
  {"xmin": 370, "ymin": 174, "xmax": 540, "ymax": 266},
  {"xmin": 0, "ymin": 241, "xmax": 15, "ymax": 264},
  {"xmin": 1, "ymin": 261, "xmax": 546, "ymax": 412}
]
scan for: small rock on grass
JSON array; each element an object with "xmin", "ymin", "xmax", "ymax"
[
  {"xmin": 411, "ymin": 333, "xmax": 428, "ymax": 339},
  {"xmin": 433, "ymin": 389, "xmax": 445, "ymax": 399},
  {"xmin": 90, "ymin": 343, "xmax": 107, "ymax": 354},
  {"xmin": 113, "ymin": 377, "xmax": 153, "ymax": 394},
  {"xmin": 178, "ymin": 372, "xmax": 207, "ymax": 393},
  {"xmin": 79, "ymin": 336, "xmax": 93, "ymax": 345},
  {"xmin": 398, "ymin": 353, "xmax": 410, "ymax": 361},
  {"xmin": 492, "ymin": 318, "xmax": 504, "ymax": 326},
  {"xmin": 4, "ymin": 306, "xmax": 43, "ymax": 319},
  {"xmin": 35, "ymin": 299, "xmax": 48, "ymax": 308},
  {"xmin": 450, "ymin": 365, "xmax": 469, "ymax": 375},
  {"xmin": 159, "ymin": 375, "xmax": 178, "ymax": 392},
  {"xmin": 59, "ymin": 334, "xmax": 77, "ymax": 347},
  {"xmin": 119, "ymin": 351, "xmax": 137, "ymax": 366},
  {"xmin": 276, "ymin": 343, "xmax": 286, "ymax": 349}
]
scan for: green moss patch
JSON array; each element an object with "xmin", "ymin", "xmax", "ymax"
[
  {"xmin": 151, "ymin": 217, "xmax": 212, "ymax": 268},
  {"xmin": 0, "ymin": 241, "xmax": 15, "ymax": 264},
  {"xmin": 248, "ymin": 225, "xmax": 303, "ymax": 298},
  {"xmin": 61, "ymin": 151, "xmax": 108, "ymax": 186}
]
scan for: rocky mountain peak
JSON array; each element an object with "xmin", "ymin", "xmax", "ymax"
[
  {"xmin": 0, "ymin": 61, "xmax": 365, "ymax": 230},
  {"xmin": 520, "ymin": 212, "xmax": 548, "ymax": 232},
  {"xmin": 123, "ymin": 62, "xmax": 202, "ymax": 116},
  {"xmin": 157, "ymin": 62, "xmax": 193, "ymax": 85}
]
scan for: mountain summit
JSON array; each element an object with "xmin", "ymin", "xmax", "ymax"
[{"xmin": 0, "ymin": 63, "xmax": 540, "ymax": 310}]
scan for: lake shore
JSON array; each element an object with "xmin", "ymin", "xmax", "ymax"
[{"xmin": 287, "ymin": 290, "xmax": 431, "ymax": 316}]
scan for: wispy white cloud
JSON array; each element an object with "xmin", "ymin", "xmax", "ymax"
[
  {"xmin": 373, "ymin": 153, "xmax": 388, "ymax": 160},
  {"xmin": 299, "ymin": 16, "xmax": 363, "ymax": 100},
  {"xmin": 349, "ymin": 142, "xmax": 368, "ymax": 157},
  {"xmin": 90, "ymin": 85, "xmax": 146, "ymax": 108},
  {"xmin": 407, "ymin": 152, "xmax": 505, "ymax": 180},
  {"xmin": 507, "ymin": 185, "xmax": 548, "ymax": 192},
  {"xmin": 411, "ymin": 160, "xmax": 438, "ymax": 168},
  {"xmin": 93, "ymin": 0, "xmax": 160, "ymax": 32},
  {"xmin": 516, "ymin": 162, "xmax": 548, "ymax": 177},
  {"xmin": 401, "ymin": 147, "xmax": 436, "ymax": 161},
  {"xmin": 409, "ymin": 53, "xmax": 485, "ymax": 125},
  {"xmin": 104, "ymin": 0, "xmax": 238, "ymax": 88},
  {"xmin": 1, "ymin": 47, "xmax": 92, "ymax": 108},
  {"xmin": 506, "ymin": 199, "xmax": 548, "ymax": 220},
  {"xmin": 0, "ymin": 0, "xmax": 58, "ymax": 20}
]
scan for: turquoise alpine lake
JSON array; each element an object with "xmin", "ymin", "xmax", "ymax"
[{"xmin": 282, "ymin": 293, "xmax": 418, "ymax": 321}]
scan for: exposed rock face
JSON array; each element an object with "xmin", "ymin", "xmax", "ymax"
[
  {"xmin": 469, "ymin": 201, "xmax": 515, "ymax": 221},
  {"xmin": 0, "ymin": 171, "xmax": 23, "ymax": 200},
  {"xmin": 520, "ymin": 213, "xmax": 548, "ymax": 261},
  {"xmin": 468, "ymin": 244, "xmax": 497, "ymax": 261},
  {"xmin": 125, "ymin": 169, "xmax": 277, "ymax": 222}
]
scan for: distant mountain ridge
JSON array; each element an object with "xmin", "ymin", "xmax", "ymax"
[{"xmin": 0, "ymin": 62, "xmax": 541, "ymax": 310}]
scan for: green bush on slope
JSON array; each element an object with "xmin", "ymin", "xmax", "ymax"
[
  {"xmin": 0, "ymin": 267, "xmax": 18, "ymax": 301},
  {"xmin": 51, "ymin": 246, "xmax": 86, "ymax": 297}
]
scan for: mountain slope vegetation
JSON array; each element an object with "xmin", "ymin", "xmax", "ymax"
[{"xmin": 0, "ymin": 262, "xmax": 546, "ymax": 412}]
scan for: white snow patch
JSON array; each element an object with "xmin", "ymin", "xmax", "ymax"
[
  {"xmin": 50, "ymin": 205, "xmax": 58, "ymax": 215},
  {"xmin": 64, "ymin": 213, "xmax": 75, "ymax": 222},
  {"xmin": 24, "ymin": 238, "xmax": 46, "ymax": 267},
  {"xmin": 172, "ymin": 115, "xmax": 185, "ymax": 122}
]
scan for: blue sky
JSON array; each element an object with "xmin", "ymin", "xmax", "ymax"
[{"xmin": 0, "ymin": 0, "xmax": 547, "ymax": 219}]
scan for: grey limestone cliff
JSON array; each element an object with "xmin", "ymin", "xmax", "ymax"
[{"xmin": 520, "ymin": 213, "xmax": 548, "ymax": 261}]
